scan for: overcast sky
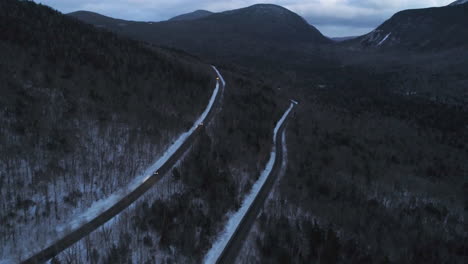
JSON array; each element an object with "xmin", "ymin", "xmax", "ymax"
[{"xmin": 34, "ymin": 0, "xmax": 455, "ymax": 37}]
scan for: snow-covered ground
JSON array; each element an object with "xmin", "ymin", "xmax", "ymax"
[
  {"xmin": 0, "ymin": 67, "xmax": 224, "ymax": 263},
  {"xmin": 54, "ymin": 156, "xmax": 191, "ymax": 264},
  {"xmin": 203, "ymin": 101, "xmax": 295, "ymax": 264},
  {"xmin": 58, "ymin": 67, "xmax": 221, "ymax": 234}
]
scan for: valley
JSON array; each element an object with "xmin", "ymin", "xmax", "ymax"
[{"xmin": 0, "ymin": 0, "xmax": 467, "ymax": 263}]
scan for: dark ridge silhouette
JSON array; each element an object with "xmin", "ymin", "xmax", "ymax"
[
  {"xmin": 169, "ymin": 10, "xmax": 213, "ymax": 21},
  {"xmin": 348, "ymin": 3, "xmax": 468, "ymax": 50},
  {"xmin": 69, "ymin": 4, "xmax": 332, "ymax": 66}
]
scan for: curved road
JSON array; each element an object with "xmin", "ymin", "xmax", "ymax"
[
  {"xmin": 214, "ymin": 101, "xmax": 297, "ymax": 264},
  {"xmin": 21, "ymin": 66, "xmax": 226, "ymax": 264}
]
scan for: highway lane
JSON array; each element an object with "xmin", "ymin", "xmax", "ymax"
[{"xmin": 21, "ymin": 66, "xmax": 225, "ymax": 264}]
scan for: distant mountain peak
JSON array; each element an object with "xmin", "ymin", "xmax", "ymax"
[
  {"xmin": 228, "ymin": 4, "xmax": 294, "ymax": 17},
  {"xmin": 249, "ymin": 3, "xmax": 289, "ymax": 11},
  {"xmin": 169, "ymin": 10, "xmax": 213, "ymax": 21},
  {"xmin": 205, "ymin": 3, "xmax": 329, "ymax": 44},
  {"xmin": 194, "ymin": 9, "xmax": 211, "ymax": 13},
  {"xmin": 350, "ymin": 2, "xmax": 468, "ymax": 50},
  {"xmin": 68, "ymin": 10, "xmax": 126, "ymax": 28},
  {"xmin": 70, "ymin": 3, "xmax": 332, "ymax": 62},
  {"xmin": 331, "ymin": 36, "xmax": 358, "ymax": 42},
  {"xmin": 69, "ymin": 10, "xmax": 108, "ymax": 18},
  {"xmin": 449, "ymin": 0, "xmax": 468, "ymax": 6}
]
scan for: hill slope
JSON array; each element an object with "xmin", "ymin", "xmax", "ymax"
[
  {"xmin": 0, "ymin": 0, "xmax": 214, "ymax": 260},
  {"xmin": 68, "ymin": 10, "xmax": 130, "ymax": 27},
  {"xmin": 353, "ymin": 3, "xmax": 468, "ymax": 50}
]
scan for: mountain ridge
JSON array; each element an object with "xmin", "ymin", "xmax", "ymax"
[
  {"xmin": 69, "ymin": 4, "xmax": 330, "ymax": 44},
  {"xmin": 169, "ymin": 10, "xmax": 213, "ymax": 21},
  {"xmin": 449, "ymin": 0, "xmax": 468, "ymax": 6},
  {"xmin": 69, "ymin": 4, "xmax": 332, "ymax": 66},
  {"xmin": 348, "ymin": 3, "xmax": 468, "ymax": 50}
]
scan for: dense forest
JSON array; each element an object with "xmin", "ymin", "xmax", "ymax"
[
  {"xmin": 0, "ymin": 0, "xmax": 214, "ymax": 260},
  {"xmin": 238, "ymin": 63, "xmax": 468, "ymax": 263}
]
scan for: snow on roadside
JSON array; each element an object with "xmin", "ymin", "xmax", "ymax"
[
  {"xmin": 274, "ymin": 129, "xmax": 288, "ymax": 194},
  {"xmin": 203, "ymin": 102, "xmax": 295, "ymax": 264},
  {"xmin": 212, "ymin": 66, "xmax": 226, "ymax": 87},
  {"xmin": 235, "ymin": 128, "xmax": 289, "ymax": 264},
  {"xmin": 55, "ymin": 66, "xmax": 223, "ymax": 234}
]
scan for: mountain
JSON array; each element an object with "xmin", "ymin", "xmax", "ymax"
[
  {"xmin": 169, "ymin": 10, "xmax": 213, "ymax": 21},
  {"xmin": 68, "ymin": 10, "xmax": 131, "ymax": 28},
  {"xmin": 449, "ymin": 0, "xmax": 468, "ymax": 6},
  {"xmin": 197, "ymin": 4, "xmax": 328, "ymax": 42},
  {"xmin": 69, "ymin": 4, "xmax": 332, "ymax": 66},
  {"xmin": 331, "ymin": 36, "xmax": 357, "ymax": 42},
  {"xmin": 352, "ymin": 3, "xmax": 468, "ymax": 50}
]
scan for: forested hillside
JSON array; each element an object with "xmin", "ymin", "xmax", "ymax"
[
  {"xmin": 0, "ymin": 0, "xmax": 214, "ymax": 260},
  {"xmin": 238, "ymin": 61, "xmax": 468, "ymax": 263}
]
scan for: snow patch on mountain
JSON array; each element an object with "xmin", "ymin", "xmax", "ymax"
[
  {"xmin": 378, "ymin": 33, "xmax": 392, "ymax": 46},
  {"xmin": 361, "ymin": 30, "xmax": 394, "ymax": 47},
  {"xmin": 449, "ymin": 0, "xmax": 468, "ymax": 6}
]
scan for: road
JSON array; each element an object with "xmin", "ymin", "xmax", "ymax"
[
  {"xmin": 21, "ymin": 66, "xmax": 226, "ymax": 264},
  {"xmin": 212, "ymin": 101, "xmax": 296, "ymax": 264}
]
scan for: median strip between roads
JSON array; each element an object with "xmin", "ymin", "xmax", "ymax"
[{"xmin": 204, "ymin": 100, "xmax": 297, "ymax": 264}]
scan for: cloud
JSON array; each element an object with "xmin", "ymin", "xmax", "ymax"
[{"xmin": 34, "ymin": 0, "xmax": 455, "ymax": 37}]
